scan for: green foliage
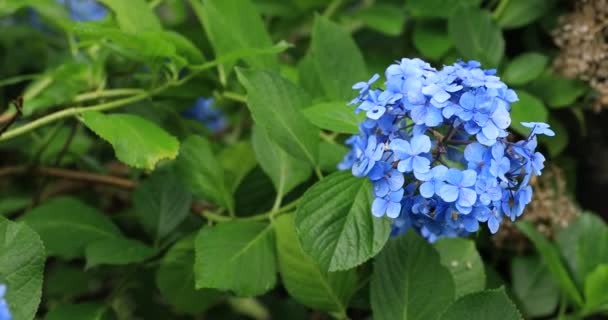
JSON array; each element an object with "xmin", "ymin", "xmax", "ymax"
[
  {"xmin": 509, "ymin": 91, "xmax": 548, "ymax": 136},
  {"xmin": 302, "ymin": 101, "xmax": 365, "ymax": 134},
  {"xmin": 503, "ymin": 53, "xmax": 548, "ymax": 86},
  {"xmin": 407, "ymin": 0, "xmax": 482, "ymax": 18},
  {"xmin": 435, "ymin": 238, "xmax": 486, "ymax": 298},
  {"xmin": 84, "ymin": 237, "xmax": 157, "ymax": 268},
  {"xmin": 511, "ymin": 256, "xmax": 559, "ymax": 317},
  {"xmin": 496, "ymin": 0, "xmax": 553, "ymax": 29},
  {"xmin": 438, "ymin": 288, "xmax": 522, "ymax": 320}
]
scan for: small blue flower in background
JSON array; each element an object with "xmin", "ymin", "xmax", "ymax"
[
  {"xmin": 182, "ymin": 97, "xmax": 227, "ymax": 133},
  {"xmin": 57, "ymin": 0, "xmax": 107, "ymax": 22},
  {"xmin": 339, "ymin": 58, "xmax": 553, "ymax": 242},
  {"xmin": 0, "ymin": 284, "xmax": 11, "ymax": 320}
]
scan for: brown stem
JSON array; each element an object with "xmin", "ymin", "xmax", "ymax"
[
  {"xmin": 0, "ymin": 96, "xmax": 23, "ymax": 135},
  {"xmin": 0, "ymin": 165, "xmax": 136, "ymax": 189}
]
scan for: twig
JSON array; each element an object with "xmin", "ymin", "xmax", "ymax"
[
  {"xmin": 0, "ymin": 165, "xmax": 136, "ymax": 189},
  {"xmin": 0, "ymin": 96, "xmax": 23, "ymax": 135}
]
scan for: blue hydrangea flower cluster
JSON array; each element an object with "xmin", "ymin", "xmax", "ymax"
[
  {"xmin": 339, "ymin": 58, "xmax": 554, "ymax": 242},
  {"xmin": 182, "ymin": 97, "xmax": 227, "ymax": 133},
  {"xmin": 0, "ymin": 284, "xmax": 11, "ymax": 320},
  {"xmin": 57, "ymin": 0, "xmax": 107, "ymax": 22}
]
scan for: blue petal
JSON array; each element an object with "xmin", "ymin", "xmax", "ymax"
[
  {"xmin": 439, "ymin": 184, "xmax": 459, "ymax": 202},
  {"xmin": 372, "ymin": 198, "xmax": 388, "ymax": 217}
]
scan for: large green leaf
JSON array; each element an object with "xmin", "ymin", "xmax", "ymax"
[
  {"xmin": 527, "ymin": 73, "xmax": 587, "ymax": 109},
  {"xmin": 274, "ymin": 214, "xmax": 357, "ymax": 317},
  {"xmin": 21, "ymin": 197, "xmax": 121, "ymax": 259},
  {"xmin": 133, "ymin": 168, "xmax": 192, "ymax": 243},
  {"xmin": 448, "ymin": 6, "xmax": 504, "ymax": 67},
  {"xmin": 439, "ymin": 288, "xmax": 522, "ymax": 320},
  {"xmin": 511, "ymin": 255, "xmax": 559, "ymax": 317},
  {"xmin": 0, "ymin": 218, "xmax": 45, "ymax": 320},
  {"xmin": 413, "ymin": 21, "xmax": 453, "ymax": 60},
  {"xmin": 175, "ymin": 135, "xmax": 234, "ymax": 213},
  {"xmin": 311, "ymin": 15, "xmax": 367, "ymax": 100},
  {"xmin": 189, "ymin": 0, "xmax": 276, "ymax": 71},
  {"xmin": 407, "ymin": 0, "xmax": 482, "ymax": 18},
  {"xmin": 295, "ymin": 171, "xmax": 391, "ymax": 272},
  {"xmin": 497, "ymin": 0, "xmax": 552, "ymax": 29},
  {"xmin": 156, "ymin": 236, "xmax": 223, "ymax": 314},
  {"xmin": 84, "ymin": 237, "xmax": 158, "ymax": 268},
  {"xmin": 434, "ymin": 238, "xmax": 485, "ymax": 298},
  {"xmin": 194, "ymin": 221, "xmax": 276, "ymax": 296},
  {"xmin": 516, "ymin": 221, "xmax": 583, "ymax": 307},
  {"xmin": 220, "ymin": 141, "xmax": 257, "ymax": 192},
  {"xmin": 237, "ymin": 69, "xmax": 319, "ymax": 165},
  {"xmin": 251, "ymin": 125, "xmax": 311, "ymax": 197},
  {"xmin": 81, "ymin": 112, "xmax": 179, "ymax": 170},
  {"xmin": 371, "ymin": 232, "xmax": 455, "ymax": 320},
  {"xmin": 98, "ymin": 0, "xmax": 162, "ymax": 33},
  {"xmin": 301, "ymin": 101, "xmax": 365, "ymax": 134},
  {"xmin": 350, "ymin": 4, "xmax": 406, "ymax": 36},
  {"xmin": 583, "ymin": 264, "xmax": 608, "ymax": 315},
  {"xmin": 510, "ymin": 91, "xmax": 548, "ymax": 136},
  {"xmin": 502, "ymin": 53, "xmax": 548, "ymax": 86}
]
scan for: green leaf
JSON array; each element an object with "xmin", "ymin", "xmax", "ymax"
[
  {"xmin": 497, "ymin": 0, "xmax": 552, "ymax": 29},
  {"xmin": 194, "ymin": 221, "xmax": 276, "ymax": 296},
  {"xmin": 351, "ymin": 4, "xmax": 406, "ymax": 36},
  {"xmin": 237, "ymin": 69, "xmax": 319, "ymax": 165},
  {"xmin": 190, "ymin": 0, "xmax": 277, "ymax": 71},
  {"xmin": 295, "ymin": 171, "xmax": 391, "ymax": 271},
  {"xmin": 0, "ymin": 196, "xmax": 29, "ymax": 216},
  {"xmin": 98, "ymin": 0, "xmax": 162, "ymax": 33},
  {"xmin": 408, "ymin": 0, "xmax": 482, "ymax": 18},
  {"xmin": 298, "ymin": 53, "xmax": 325, "ymax": 99},
  {"xmin": 133, "ymin": 168, "xmax": 192, "ymax": 242},
  {"xmin": 527, "ymin": 73, "xmax": 587, "ymax": 109},
  {"xmin": 583, "ymin": 264, "xmax": 608, "ymax": 315},
  {"xmin": 318, "ymin": 142, "xmax": 349, "ymax": 173},
  {"xmin": 371, "ymin": 232, "xmax": 455, "ymax": 320},
  {"xmin": 413, "ymin": 21, "xmax": 453, "ymax": 60},
  {"xmin": 0, "ymin": 218, "xmax": 45, "ymax": 320},
  {"xmin": 434, "ymin": 238, "xmax": 485, "ymax": 298},
  {"xmin": 448, "ymin": 6, "xmax": 504, "ymax": 67},
  {"xmin": 511, "ymin": 255, "xmax": 559, "ymax": 317},
  {"xmin": 251, "ymin": 125, "xmax": 311, "ymax": 197},
  {"xmin": 45, "ymin": 303, "xmax": 107, "ymax": 320},
  {"xmin": 311, "ymin": 15, "xmax": 367, "ymax": 100},
  {"xmin": 85, "ymin": 237, "xmax": 158, "ymax": 269},
  {"xmin": 539, "ymin": 116, "xmax": 568, "ymax": 157},
  {"xmin": 502, "ymin": 53, "xmax": 548, "ymax": 86},
  {"xmin": 81, "ymin": 112, "xmax": 179, "ymax": 170},
  {"xmin": 301, "ymin": 101, "xmax": 365, "ymax": 134},
  {"xmin": 516, "ymin": 221, "xmax": 584, "ymax": 307},
  {"xmin": 220, "ymin": 142, "xmax": 257, "ymax": 192},
  {"xmin": 274, "ymin": 214, "xmax": 357, "ymax": 316},
  {"xmin": 510, "ymin": 91, "xmax": 548, "ymax": 136},
  {"xmin": 156, "ymin": 236, "xmax": 223, "ymax": 314},
  {"xmin": 439, "ymin": 288, "xmax": 522, "ymax": 320},
  {"xmin": 21, "ymin": 197, "xmax": 121, "ymax": 259},
  {"xmin": 175, "ymin": 135, "xmax": 234, "ymax": 213},
  {"xmin": 45, "ymin": 265, "xmax": 92, "ymax": 301}
]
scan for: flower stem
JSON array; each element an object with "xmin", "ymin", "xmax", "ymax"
[
  {"xmin": 73, "ymin": 88, "xmax": 146, "ymax": 103},
  {"xmin": 492, "ymin": 0, "xmax": 510, "ymax": 20}
]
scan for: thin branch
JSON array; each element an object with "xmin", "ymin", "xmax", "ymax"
[
  {"xmin": 0, "ymin": 96, "xmax": 23, "ymax": 135},
  {"xmin": 0, "ymin": 165, "xmax": 136, "ymax": 189}
]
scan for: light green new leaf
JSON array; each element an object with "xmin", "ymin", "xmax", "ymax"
[
  {"xmin": 295, "ymin": 171, "xmax": 391, "ymax": 272},
  {"xmin": 302, "ymin": 101, "xmax": 365, "ymax": 134},
  {"xmin": 0, "ymin": 218, "xmax": 45, "ymax": 320},
  {"xmin": 312, "ymin": 15, "xmax": 367, "ymax": 100},
  {"xmin": 583, "ymin": 264, "xmax": 608, "ymax": 315},
  {"xmin": 133, "ymin": 168, "xmax": 192, "ymax": 242},
  {"xmin": 439, "ymin": 288, "xmax": 522, "ymax": 320},
  {"xmin": 237, "ymin": 69, "xmax": 319, "ymax": 165},
  {"xmin": 220, "ymin": 142, "xmax": 257, "ymax": 192},
  {"xmin": 497, "ymin": 0, "xmax": 552, "ymax": 29},
  {"xmin": 511, "ymin": 255, "xmax": 559, "ymax": 317},
  {"xmin": 21, "ymin": 197, "xmax": 121, "ymax": 259},
  {"xmin": 503, "ymin": 53, "xmax": 548, "ymax": 86},
  {"xmin": 251, "ymin": 125, "xmax": 311, "ymax": 197},
  {"xmin": 175, "ymin": 135, "xmax": 234, "ymax": 213},
  {"xmin": 435, "ymin": 238, "xmax": 486, "ymax": 298},
  {"xmin": 85, "ymin": 237, "xmax": 158, "ymax": 269},
  {"xmin": 510, "ymin": 91, "xmax": 548, "ymax": 136},
  {"xmin": 408, "ymin": 0, "xmax": 482, "ymax": 18},
  {"xmin": 98, "ymin": 0, "xmax": 162, "ymax": 33},
  {"xmin": 448, "ymin": 6, "xmax": 504, "ymax": 67},
  {"xmin": 190, "ymin": 0, "xmax": 276, "ymax": 71},
  {"xmin": 516, "ymin": 221, "xmax": 584, "ymax": 307},
  {"xmin": 275, "ymin": 214, "xmax": 357, "ymax": 316},
  {"xmin": 194, "ymin": 221, "xmax": 276, "ymax": 296},
  {"xmin": 157, "ymin": 235, "xmax": 223, "ymax": 315},
  {"xmin": 81, "ymin": 112, "xmax": 179, "ymax": 170},
  {"xmin": 371, "ymin": 232, "xmax": 455, "ymax": 320},
  {"xmin": 45, "ymin": 303, "xmax": 107, "ymax": 320}
]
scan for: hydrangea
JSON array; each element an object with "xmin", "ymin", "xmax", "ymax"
[
  {"xmin": 0, "ymin": 284, "xmax": 11, "ymax": 320},
  {"xmin": 339, "ymin": 58, "xmax": 553, "ymax": 242},
  {"xmin": 57, "ymin": 0, "xmax": 107, "ymax": 22},
  {"xmin": 182, "ymin": 97, "xmax": 227, "ymax": 133}
]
